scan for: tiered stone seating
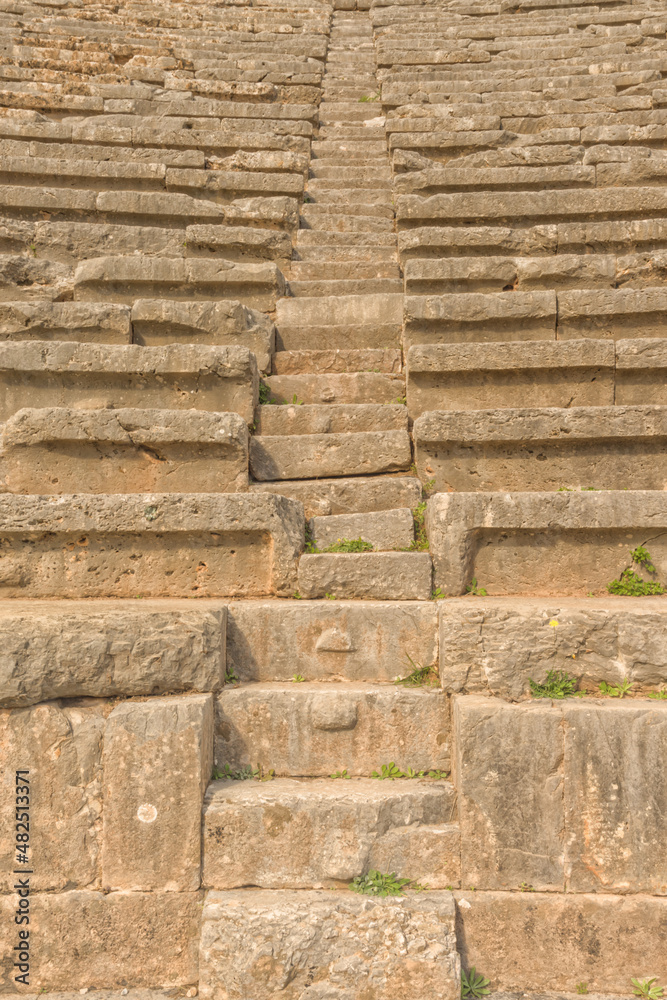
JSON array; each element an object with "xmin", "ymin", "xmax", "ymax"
[{"xmin": 2, "ymin": 0, "xmax": 667, "ymax": 995}]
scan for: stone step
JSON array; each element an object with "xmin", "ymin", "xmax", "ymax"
[
  {"xmin": 296, "ymin": 231, "xmax": 397, "ymax": 247},
  {"xmin": 216, "ymin": 682, "xmax": 449, "ymax": 775},
  {"xmin": 426, "ymin": 489, "xmax": 667, "ymax": 597},
  {"xmin": 256, "ymin": 402, "xmax": 407, "ymax": 435},
  {"xmin": 288, "ymin": 261, "xmax": 400, "ymax": 280},
  {"xmin": 250, "ymin": 428, "xmax": 411, "ymax": 480},
  {"xmin": 72, "ymin": 257, "xmax": 286, "ymax": 313},
  {"xmin": 308, "ymin": 163, "xmax": 392, "ymax": 180},
  {"xmin": 309, "ymin": 507, "xmax": 415, "ymax": 551},
  {"xmin": 272, "ymin": 348, "xmax": 402, "ymax": 374},
  {"xmin": 298, "ymin": 551, "xmax": 432, "ymax": 600},
  {"xmin": 250, "ymin": 474, "xmax": 421, "ymax": 518},
  {"xmin": 288, "ymin": 277, "xmax": 402, "ymax": 296},
  {"xmin": 0, "ymin": 493, "xmax": 303, "ymax": 598},
  {"xmin": 408, "ymin": 339, "xmax": 667, "ymax": 413},
  {"xmin": 199, "ymin": 890, "xmax": 460, "ymax": 1000},
  {"xmin": 276, "ymin": 292, "xmax": 403, "ymax": 350},
  {"xmin": 414, "ymin": 405, "xmax": 667, "ymax": 493},
  {"xmin": 295, "ymin": 244, "xmax": 399, "ymax": 262},
  {"xmin": 0, "ymin": 407, "xmax": 249, "ymax": 495},
  {"xmin": 302, "ymin": 203, "xmax": 395, "ymax": 226},
  {"xmin": 306, "ymin": 185, "xmax": 393, "ymax": 203},
  {"xmin": 263, "ymin": 371, "xmax": 405, "ymax": 404},
  {"xmin": 0, "ymin": 341, "xmax": 258, "ymax": 424},
  {"xmin": 202, "ymin": 777, "xmax": 458, "ymax": 888},
  {"xmin": 0, "ymin": 300, "xmax": 131, "ymax": 344}
]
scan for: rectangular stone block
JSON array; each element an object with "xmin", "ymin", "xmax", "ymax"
[
  {"xmin": 298, "ymin": 552, "xmax": 432, "ymax": 600},
  {"xmin": 0, "ymin": 408, "xmax": 249, "ymax": 494},
  {"xmin": 455, "ymin": 891, "xmax": 667, "ymax": 993},
  {"xmin": 250, "ymin": 475, "xmax": 422, "ymax": 518},
  {"xmin": 426, "ymin": 490, "xmax": 667, "ymax": 596},
  {"xmin": 407, "ymin": 341, "xmax": 613, "ymax": 416},
  {"xmin": 200, "ymin": 890, "xmax": 460, "ymax": 1000},
  {"xmin": 438, "ymin": 598, "xmax": 667, "ymax": 700},
  {"xmin": 226, "ymin": 599, "xmax": 439, "ymax": 681},
  {"xmin": 0, "ymin": 493, "xmax": 303, "ymax": 598},
  {"xmin": 203, "ymin": 778, "xmax": 455, "ymax": 888},
  {"xmin": 0, "ymin": 341, "xmax": 258, "ymax": 424},
  {"xmin": 0, "ymin": 301, "xmax": 131, "ymax": 344},
  {"xmin": 310, "ymin": 508, "xmax": 415, "ymax": 551},
  {"xmin": 563, "ymin": 701, "xmax": 667, "ymax": 894},
  {"xmin": 0, "ymin": 890, "xmax": 201, "ymax": 990},
  {"xmin": 216, "ymin": 683, "xmax": 450, "ymax": 775},
  {"xmin": 454, "ymin": 696, "xmax": 564, "ymax": 891},
  {"xmin": 250, "ymin": 429, "xmax": 411, "ymax": 480},
  {"xmin": 414, "ymin": 405, "xmax": 667, "ymax": 492},
  {"xmin": 102, "ymin": 694, "xmax": 213, "ymax": 891},
  {"xmin": 404, "ymin": 291, "xmax": 558, "ymax": 346},
  {"xmin": 130, "ymin": 298, "xmax": 274, "ymax": 374},
  {"xmin": 0, "ymin": 600, "xmax": 225, "ymax": 708},
  {"xmin": 0, "ymin": 702, "xmax": 104, "ymax": 891},
  {"xmin": 616, "ymin": 338, "xmax": 667, "ymax": 405}
]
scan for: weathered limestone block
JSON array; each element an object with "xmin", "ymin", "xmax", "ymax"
[
  {"xmin": 73, "ymin": 256, "xmax": 286, "ymax": 311},
  {"xmin": 0, "ymin": 301, "xmax": 131, "ymax": 344},
  {"xmin": 616, "ymin": 338, "xmax": 667, "ymax": 405},
  {"xmin": 407, "ymin": 342, "xmax": 613, "ymax": 416},
  {"xmin": 251, "ymin": 475, "xmax": 422, "ymax": 517},
  {"xmin": 0, "ymin": 890, "xmax": 201, "ymax": 990},
  {"xmin": 0, "ymin": 493, "xmax": 303, "ymax": 598},
  {"xmin": 368, "ymin": 823, "xmax": 461, "ymax": 889},
  {"xmin": 455, "ymin": 891, "xmax": 667, "ymax": 993},
  {"xmin": 298, "ymin": 552, "xmax": 432, "ymax": 600},
  {"xmin": 438, "ymin": 598, "xmax": 667, "ymax": 699},
  {"xmin": 309, "ymin": 508, "xmax": 415, "ymax": 551},
  {"xmin": 0, "ymin": 342, "xmax": 258, "ymax": 425},
  {"xmin": 0, "ymin": 702, "xmax": 104, "ymax": 891},
  {"xmin": 264, "ymin": 371, "xmax": 406, "ymax": 405},
  {"xmin": 255, "ymin": 403, "xmax": 407, "ymax": 436},
  {"xmin": 226, "ymin": 599, "xmax": 438, "ymax": 682},
  {"xmin": 102, "ymin": 694, "xmax": 214, "ymax": 891},
  {"xmin": 414, "ymin": 405, "xmax": 667, "ymax": 492},
  {"xmin": 404, "ymin": 291, "xmax": 557, "ymax": 345},
  {"xmin": 131, "ymin": 298, "xmax": 275, "ymax": 373},
  {"xmin": 563, "ymin": 700, "xmax": 667, "ymax": 894},
  {"xmin": 250, "ymin": 429, "xmax": 411, "ymax": 480},
  {"xmin": 199, "ymin": 890, "xmax": 460, "ymax": 1000},
  {"xmin": 559, "ymin": 287, "xmax": 667, "ymax": 338},
  {"xmin": 203, "ymin": 778, "xmax": 456, "ymax": 888},
  {"xmin": 0, "ymin": 600, "xmax": 225, "ymax": 708},
  {"xmin": 216, "ymin": 683, "xmax": 450, "ymax": 775},
  {"xmin": 276, "ymin": 292, "xmax": 403, "ymax": 349},
  {"xmin": 185, "ymin": 224, "xmax": 293, "ymax": 265},
  {"xmin": 0, "ymin": 408, "xmax": 249, "ymax": 494},
  {"xmin": 426, "ymin": 490, "xmax": 667, "ymax": 596},
  {"xmin": 454, "ymin": 696, "xmax": 564, "ymax": 891}
]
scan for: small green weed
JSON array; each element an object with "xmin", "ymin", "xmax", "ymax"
[
  {"xmin": 649, "ymin": 689, "xmax": 667, "ymax": 700},
  {"xmin": 293, "ymin": 590, "xmax": 303, "ymax": 599},
  {"xmin": 529, "ymin": 670, "xmax": 579, "ymax": 699},
  {"xmin": 258, "ymin": 382, "xmax": 273, "ymax": 404},
  {"xmin": 371, "ymin": 762, "xmax": 404, "ymax": 780},
  {"xmin": 212, "ymin": 764, "xmax": 255, "ymax": 781},
  {"xmin": 394, "ymin": 654, "xmax": 439, "ymax": 687},
  {"xmin": 410, "ymin": 500, "xmax": 429, "ymax": 551},
  {"xmin": 632, "ymin": 979, "xmax": 664, "ymax": 1000},
  {"xmin": 392, "ymin": 394, "xmax": 407, "ymax": 405},
  {"xmin": 576, "ymin": 984, "xmax": 589, "ymax": 995},
  {"xmin": 144, "ymin": 504, "xmax": 158, "ymax": 521},
  {"xmin": 608, "ymin": 546, "xmax": 665, "ymax": 596},
  {"xmin": 349, "ymin": 870, "xmax": 423, "ymax": 897},
  {"xmin": 28, "ymin": 242, "xmax": 37, "ymax": 257},
  {"xmin": 292, "ymin": 673, "xmax": 305, "ymax": 683},
  {"xmin": 465, "ymin": 577, "xmax": 487, "ymax": 596},
  {"xmin": 225, "ymin": 666, "xmax": 239, "ymax": 685},
  {"xmin": 323, "ymin": 537, "xmax": 373, "ymax": 553},
  {"xmin": 431, "ymin": 587, "xmax": 445, "ymax": 601},
  {"xmin": 519, "ymin": 882, "xmax": 535, "ymax": 892},
  {"xmin": 461, "ymin": 967, "xmax": 491, "ymax": 999},
  {"xmin": 371, "ymin": 762, "xmax": 449, "ymax": 780},
  {"xmin": 599, "ymin": 678, "xmax": 633, "ymax": 698},
  {"xmin": 282, "ymin": 393, "xmax": 303, "ymax": 405},
  {"xmin": 325, "ymin": 592, "xmax": 337, "ymax": 600},
  {"xmin": 330, "ymin": 769, "xmax": 351, "ymax": 779}
]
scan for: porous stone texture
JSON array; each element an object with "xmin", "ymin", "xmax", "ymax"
[
  {"xmin": 298, "ymin": 552, "xmax": 432, "ymax": 600},
  {"xmin": 0, "ymin": 702, "xmax": 104, "ymax": 891},
  {"xmin": 0, "ymin": 600, "xmax": 225, "ymax": 708},
  {"xmin": 0, "ymin": 407, "xmax": 249, "ymax": 494},
  {"xmin": 203, "ymin": 778, "xmax": 456, "ymax": 888},
  {"xmin": 0, "ymin": 890, "xmax": 201, "ymax": 990},
  {"xmin": 427, "ymin": 490, "xmax": 667, "ymax": 596},
  {"xmin": 438, "ymin": 598, "xmax": 667, "ymax": 699},
  {"xmin": 455, "ymin": 891, "xmax": 667, "ymax": 994},
  {"xmin": 225, "ymin": 599, "xmax": 439, "ymax": 682},
  {"xmin": 102, "ymin": 694, "xmax": 213, "ymax": 891},
  {"xmin": 199, "ymin": 889, "xmax": 460, "ymax": 1000},
  {"xmin": 250, "ymin": 429, "xmax": 411, "ymax": 480},
  {"xmin": 251, "ymin": 475, "xmax": 422, "ymax": 517},
  {"xmin": 0, "ymin": 493, "xmax": 303, "ymax": 598},
  {"xmin": 454, "ymin": 696, "xmax": 667, "ymax": 894},
  {"xmin": 216, "ymin": 683, "xmax": 450, "ymax": 775}
]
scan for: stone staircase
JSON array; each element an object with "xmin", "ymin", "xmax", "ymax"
[{"xmin": 1, "ymin": 0, "xmax": 667, "ymax": 997}]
